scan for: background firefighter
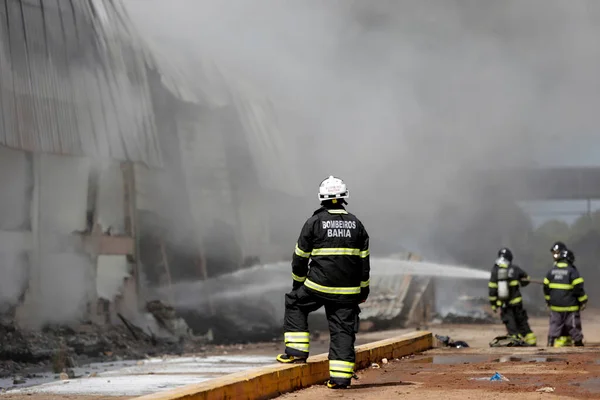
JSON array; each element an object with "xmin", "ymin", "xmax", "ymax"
[
  {"xmin": 488, "ymin": 248, "xmax": 537, "ymax": 346},
  {"xmin": 276, "ymin": 176, "xmax": 370, "ymax": 390},
  {"xmin": 550, "ymin": 241, "xmax": 574, "ymax": 347},
  {"xmin": 544, "ymin": 248, "xmax": 587, "ymax": 347}
]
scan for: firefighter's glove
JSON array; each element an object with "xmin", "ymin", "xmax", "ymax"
[
  {"xmin": 580, "ymin": 303, "xmax": 587, "ymax": 312},
  {"xmin": 359, "ymin": 287, "xmax": 370, "ymax": 303},
  {"xmin": 292, "ymin": 280, "xmax": 304, "ymax": 291}
]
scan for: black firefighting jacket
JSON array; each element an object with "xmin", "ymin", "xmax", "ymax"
[
  {"xmin": 488, "ymin": 260, "xmax": 530, "ymax": 308},
  {"xmin": 292, "ymin": 205, "xmax": 370, "ymax": 303},
  {"xmin": 543, "ymin": 261, "xmax": 588, "ymax": 312}
]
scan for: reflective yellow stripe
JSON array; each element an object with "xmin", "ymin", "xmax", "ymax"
[
  {"xmin": 330, "ymin": 371, "xmax": 353, "ymax": 378},
  {"xmin": 360, "ymin": 280, "xmax": 370, "ymax": 288},
  {"xmin": 311, "ymin": 248, "xmax": 361, "ymax": 256},
  {"xmin": 543, "ymin": 277, "xmax": 550, "ymax": 285},
  {"xmin": 509, "ymin": 280, "xmax": 520, "ymax": 286},
  {"xmin": 544, "ymin": 295, "xmax": 550, "ymax": 300},
  {"xmin": 548, "ymin": 283, "xmax": 573, "ymax": 290},
  {"xmin": 286, "ymin": 343, "xmax": 309, "ymax": 352},
  {"xmin": 579, "ymin": 294, "xmax": 588, "ymax": 302},
  {"xmin": 550, "ymin": 305, "xmax": 579, "ymax": 312},
  {"xmin": 329, "ymin": 360, "xmax": 355, "ymax": 372},
  {"xmin": 488, "ymin": 282, "xmax": 498, "ymax": 288},
  {"xmin": 285, "ymin": 331, "xmax": 310, "ymax": 353},
  {"xmin": 489, "ymin": 296, "xmax": 498, "ymax": 301},
  {"xmin": 572, "ymin": 277, "xmax": 584, "ymax": 286},
  {"xmin": 304, "ymin": 279, "xmax": 360, "ymax": 295},
  {"xmin": 284, "ymin": 332, "xmax": 310, "ymax": 343},
  {"xmin": 360, "ymin": 249, "xmax": 370, "ymax": 258},
  {"xmin": 327, "ymin": 209, "xmax": 348, "ymax": 214},
  {"xmin": 292, "ymin": 273, "xmax": 306, "ymax": 282},
  {"xmin": 509, "ymin": 297, "xmax": 522, "ymax": 305},
  {"xmin": 524, "ymin": 333, "xmax": 537, "ymax": 345},
  {"xmin": 496, "ymin": 300, "xmax": 502, "ymax": 306},
  {"xmin": 295, "ymin": 244, "xmax": 311, "ymax": 258}
]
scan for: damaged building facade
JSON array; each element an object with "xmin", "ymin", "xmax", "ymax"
[{"xmin": 0, "ymin": 0, "xmax": 297, "ymax": 331}]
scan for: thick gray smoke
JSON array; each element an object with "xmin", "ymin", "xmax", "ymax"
[{"xmin": 125, "ymin": 0, "xmax": 600, "ymax": 264}]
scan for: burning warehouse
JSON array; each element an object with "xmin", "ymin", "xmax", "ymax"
[{"xmin": 0, "ymin": 0, "xmax": 299, "ymax": 335}]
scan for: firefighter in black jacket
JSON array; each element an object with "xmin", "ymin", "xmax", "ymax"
[
  {"xmin": 544, "ymin": 249, "xmax": 587, "ymax": 347},
  {"xmin": 549, "ymin": 241, "xmax": 573, "ymax": 347},
  {"xmin": 488, "ymin": 248, "xmax": 537, "ymax": 345},
  {"xmin": 276, "ymin": 176, "xmax": 370, "ymax": 390}
]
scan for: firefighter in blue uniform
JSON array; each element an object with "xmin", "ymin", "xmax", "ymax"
[
  {"xmin": 549, "ymin": 241, "xmax": 573, "ymax": 347},
  {"xmin": 276, "ymin": 176, "xmax": 370, "ymax": 390},
  {"xmin": 544, "ymin": 248, "xmax": 587, "ymax": 347}
]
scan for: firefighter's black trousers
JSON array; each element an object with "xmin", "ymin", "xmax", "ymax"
[
  {"xmin": 501, "ymin": 303, "xmax": 533, "ymax": 338},
  {"xmin": 283, "ymin": 286, "xmax": 359, "ymax": 386}
]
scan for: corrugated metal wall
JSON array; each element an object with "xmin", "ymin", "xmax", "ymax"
[{"xmin": 0, "ymin": 0, "xmax": 162, "ymax": 166}]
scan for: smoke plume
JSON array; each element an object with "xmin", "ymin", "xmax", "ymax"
[{"xmin": 124, "ymin": 0, "xmax": 600, "ymax": 264}]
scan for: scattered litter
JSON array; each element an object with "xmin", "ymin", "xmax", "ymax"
[
  {"xmin": 536, "ymin": 387, "xmax": 555, "ymax": 393},
  {"xmin": 490, "ymin": 372, "xmax": 509, "ymax": 382},
  {"xmin": 382, "ymin": 358, "xmax": 388, "ymax": 364},
  {"xmin": 371, "ymin": 363, "xmax": 381, "ymax": 369},
  {"xmin": 469, "ymin": 372, "xmax": 509, "ymax": 382},
  {"xmin": 435, "ymin": 334, "xmax": 470, "ymax": 348}
]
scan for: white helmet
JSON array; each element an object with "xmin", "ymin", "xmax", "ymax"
[{"xmin": 318, "ymin": 176, "xmax": 349, "ymax": 201}]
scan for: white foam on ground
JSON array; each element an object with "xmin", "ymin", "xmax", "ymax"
[{"xmin": 7, "ymin": 354, "xmax": 275, "ymax": 397}]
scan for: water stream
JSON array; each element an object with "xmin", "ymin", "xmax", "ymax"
[{"xmin": 164, "ymin": 258, "xmax": 490, "ymax": 310}]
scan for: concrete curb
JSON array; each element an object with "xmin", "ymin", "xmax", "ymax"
[{"xmin": 133, "ymin": 331, "xmax": 432, "ymax": 400}]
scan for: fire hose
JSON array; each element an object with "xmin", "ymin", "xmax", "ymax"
[{"xmin": 526, "ymin": 278, "xmax": 544, "ymax": 285}]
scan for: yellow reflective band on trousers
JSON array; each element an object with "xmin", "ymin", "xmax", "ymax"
[
  {"xmin": 360, "ymin": 280, "xmax": 370, "ymax": 288},
  {"xmin": 292, "ymin": 273, "xmax": 306, "ymax": 282},
  {"xmin": 524, "ymin": 332, "xmax": 537, "ymax": 345},
  {"xmin": 550, "ymin": 305, "xmax": 580, "ymax": 312},
  {"xmin": 572, "ymin": 277, "xmax": 584, "ymax": 286},
  {"xmin": 295, "ymin": 244, "xmax": 311, "ymax": 258},
  {"xmin": 548, "ymin": 283, "xmax": 573, "ymax": 290},
  {"xmin": 554, "ymin": 336, "xmax": 572, "ymax": 347},
  {"xmin": 579, "ymin": 294, "xmax": 588, "ymax": 302},
  {"xmin": 329, "ymin": 360, "xmax": 355, "ymax": 379},
  {"xmin": 284, "ymin": 332, "xmax": 310, "ymax": 353},
  {"xmin": 488, "ymin": 282, "xmax": 498, "ymax": 288},
  {"xmin": 305, "ymin": 279, "xmax": 361, "ymax": 295}
]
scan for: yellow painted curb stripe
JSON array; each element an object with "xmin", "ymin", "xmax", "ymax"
[{"xmin": 133, "ymin": 331, "xmax": 433, "ymax": 400}]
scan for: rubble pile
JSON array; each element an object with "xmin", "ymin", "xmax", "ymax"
[{"xmin": 0, "ymin": 301, "xmax": 210, "ymax": 378}]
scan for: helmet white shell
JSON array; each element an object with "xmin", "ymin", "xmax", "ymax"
[{"xmin": 318, "ymin": 175, "xmax": 349, "ymax": 201}]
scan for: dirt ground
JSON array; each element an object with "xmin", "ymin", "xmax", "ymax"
[
  {"xmin": 3, "ymin": 313, "xmax": 600, "ymax": 400},
  {"xmin": 279, "ymin": 313, "xmax": 600, "ymax": 400},
  {"xmin": 280, "ymin": 350, "xmax": 600, "ymax": 400}
]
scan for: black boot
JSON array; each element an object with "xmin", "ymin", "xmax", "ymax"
[
  {"xmin": 574, "ymin": 340, "xmax": 584, "ymax": 347},
  {"xmin": 547, "ymin": 337, "xmax": 555, "ymax": 347}
]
